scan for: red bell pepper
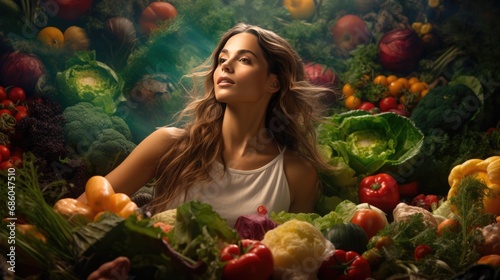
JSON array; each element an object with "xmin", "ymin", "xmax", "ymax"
[
  {"xmin": 318, "ymin": 249, "xmax": 371, "ymax": 280},
  {"xmin": 358, "ymin": 173, "xmax": 400, "ymax": 213},
  {"xmin": 398, "ymin": 181, "xmax": 419, "ymax": 198},
  {"xmin": 220, "ymin": 239, "xmax": 273, "ymax": 280}
]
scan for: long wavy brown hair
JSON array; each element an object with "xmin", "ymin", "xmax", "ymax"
[{"xmin": 150, "ymin": 23, "xmax": 333, "ymax": 214}]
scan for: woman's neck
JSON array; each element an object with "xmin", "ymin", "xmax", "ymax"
[{"xmin": 221, "ymin": 104, "xmax": 276, "ymax": 164}]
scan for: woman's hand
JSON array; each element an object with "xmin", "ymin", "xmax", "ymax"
[{"xmin": 87, "ymin": 256, "xmax": 131, "ymax": 280}]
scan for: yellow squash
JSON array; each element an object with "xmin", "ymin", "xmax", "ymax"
[{"xmin": 448, "ymin": 156, "xmax": 500, "ymax": 215}]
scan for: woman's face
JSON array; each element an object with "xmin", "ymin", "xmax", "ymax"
[{"xmin": 213, "ymin": 32, "xmax": 277, "ymax": 104}]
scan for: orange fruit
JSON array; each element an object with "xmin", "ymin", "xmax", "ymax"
[
  {"xmin": 438, "ymin": 218, "xmax": 460, "ymax": 236},
  {"xmin": 410, "ymin": 82, "xmax": 428, "ymax": 94},
  {"xmin": 37, "ymin": 26, "xmax": 64, "ymax": 48},
  {"xmin": 388, "ymin": 81, "xmax": 404, "ymax": 97},
  {"xmin": 283, "ymin": 0, "xmax": 316, "ymax": 20},
  {"xmin": 342, "ymin": 83, "xmax": 355, "ymax": 97},
  {"xmin": 373, "ymin": 75, "xmax": 389, "ymax": 86},
  {"xmin": 345, "ymin": 95, "xmax": 361, "ymax": 110},
  {"xmin": 386, "ymin": 75, "xmax": 398, "ymax": 83},
  {"xmin": 408, "ymin": 77, "xmax": 420, "ymax": 86},
  {"xmin": 397, "ymin": 77, "xmax": 410, "ymax": 89}
]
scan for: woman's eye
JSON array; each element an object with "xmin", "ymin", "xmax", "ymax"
[
  {"xmin": 239, "ymin": 57, "xmax": 250, "ymax": 63},
  {"xmin": 218, "ymin": 57, "xmax": 226, "ymax": 64}
]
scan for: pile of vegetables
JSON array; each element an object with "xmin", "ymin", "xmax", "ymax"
[{"xmin": 1, "ymin": 0, "xmax": 500, "ymax": 279}]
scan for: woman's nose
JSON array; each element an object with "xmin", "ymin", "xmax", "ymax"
[{"xmin": 221, "ymin": 61, "xmax": 233, "ymax": 73}]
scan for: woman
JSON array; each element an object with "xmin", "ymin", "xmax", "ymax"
[{"xmin": 78, "ymin": 22, "xmax": 332, "ymax": 227}]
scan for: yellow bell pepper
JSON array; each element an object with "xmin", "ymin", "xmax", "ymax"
[{"xmin": 448, "ymin": 156, "xmax": 500, "ymax": 215}]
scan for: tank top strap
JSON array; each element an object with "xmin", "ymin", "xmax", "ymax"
[{"xmin": 277, "ymin": 143, "xmax": 286, "ymax": 155}]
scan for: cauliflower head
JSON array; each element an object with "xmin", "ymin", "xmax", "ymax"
[
  {"xmin": 150, "ymin": 209, "xmax": 177, "ymax": 226},
  {"xmin": 261, "ymin": 219, "xmax": 334, "ymax": 279}
]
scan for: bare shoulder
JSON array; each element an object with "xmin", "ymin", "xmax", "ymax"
[{"xmin": 283, "ymin": 152, "xmax": 319, "ymax": 213}]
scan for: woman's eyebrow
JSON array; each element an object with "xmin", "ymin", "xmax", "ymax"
[{"xmin": 220, "ymin": 49, "xmax": 259, "ymax": 59}]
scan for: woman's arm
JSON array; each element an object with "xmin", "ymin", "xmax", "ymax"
[
  {"xmin": 77, "ymin": 127, "xmax": 183, "ymax": 203},
  {"xmin": 283, "ymin": 154, "xmax": 319, "ymax": 213}
]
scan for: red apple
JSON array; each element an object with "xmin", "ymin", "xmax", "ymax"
[{"xmin": 331, "ymin": 14, "xmax": 372, "ymax": 55}]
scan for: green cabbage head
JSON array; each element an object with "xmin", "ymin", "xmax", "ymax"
[
  {"xmin": 56, "ymin": 51, "xmax": 123, "ymax": 114},
  {"xmin": 318, "ymin": 110, "xmax": 424, "ymax": 177}
]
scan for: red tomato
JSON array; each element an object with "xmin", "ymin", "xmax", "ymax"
[
  {"xmin": 15, "ymin": 105, "xmax": 28, "ymax": 112},
  {"xmin": 359, "ymin": 101, "xmax": 375, "ymax": 111},
  {"xmin": 351, "ymin": 209, "xmax": 387, "ymax": 239},
  {"xmin": 7, "ymin": 87, "xmax": 26, "ymax": 103},
  {"xmin": 10, "ymin": 155, "xmax": 22, "ymax": 168},
  {"xmin": 1, "ymin": 99, "xmax": 15, "ymax": 113},
  {"xmin": 139, "ymin": 2, "xmax": 178, "ymax": 36},
  {"xmin": 0, "ymin": 160, "xmax": 14, "ymax": 170},
  {"xmin": 14, "ymin": 110, "xmax": 28, "ymax": 122},
  {"xmin": 414, "ymin": 244, "xmax": 433, "ymax": 261},
  {"xmin": 0, "ymin": 86, "xmax": 6, "ymax": 101},
  {"xmin": 318, "ymin": 249, "xmax": 371, "ymax": 280},
  {"xmin": 379, "ymin": 96, "xmax": 398, "ymax": 112},
  {"xmin": 0, "ymin": 109, "xmax": 12, "ymax": 117},
  {"xmin": 358, "ymin": 173, "xmax": 400, "ymax": 213},
  {"xmin": 0, "ymin": 145, "xmax": 10, "ymax": 159}
]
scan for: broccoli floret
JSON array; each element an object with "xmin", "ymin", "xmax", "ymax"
[
  {"xmin": 63, "ymin": 102, "xmax": 134, "ymax": 152},
  {"xmin": 110, "ymin": 115, "xmax": 132, "ymax": 141},
  {"xmin": 410, "ymin": 84, "xmax": 480, "ymax": 136},
  {"xmin": 85, "ymin": 129, "xmax": 136, "ymax": 175},
  {"xmin": 63, "ymin": 102, "xmax": 136, "ymax": 176}
]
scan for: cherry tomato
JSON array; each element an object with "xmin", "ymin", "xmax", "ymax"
[
  {"xmin": 351, "ymin": 209, "xmax": 387, "ymax": 239},
  {"xmin": 0, "ymin": 160, "xmax": 14, "ymax": 170},
  {"xmin": 437, "ymin": 218, "xmax": 460, "ymax": 236},
  {"xmin": 0, "ymin": 145, "xmax": 10, "ymax": 159},
  {"xmin": 386, "ymin": 75, "xmax": 398, "ymax": 83},
  {"xmin": 345, "ymin": 95, "xmax": 362, "ymax": 110},
  {"xmin": 397, "ymin": 77, "xmax": 410, "ymax": 89},
  {"xmin": 342, "ymin": 83, "xmax": 355, "ymax": 97},
  {"xmin": 10, "ymin": 155, "xmax": 22, "ymax": 168},
  {"xmin": 1, "ymin": 99, "xmax": 15, "ymax": 113},
  {"xmin": 8, "ymin": 87, "xmax": 26, "ymax": 103},
  {"xmin": 318, "ymin": 249, "xmax": 371, "ymax": 280},
  {"xmin": 414, "ymin": 244, "xmax": 433, "ymax": 261},
  {"xmin": 379, "ymin": 96, "xmax": 398, "ymax": 112},
  {"xmin": 14, "ymin": 110, "xmax": 28, "ymax": 122},
  {"xmin": 257, "ymin": 205, "xmax": 267, "ymax": 215},
  {"xmin": 388, "ymin": 80, "xmax": 404, "ymax": 97},
  {"xmin": 15, "ymin": 105, "xmax": 28, "ymax": 112},
  {"xmin": 374, "ymin": 236, "xmax": 394, "ymax": 250},
  {"xmin": 0, "ymin": 86, "xmax": 6, "ymax": 101},
  {"xmin": 359, "ymin": 101, "xmax": 375, "ymax": 111},
  {"xmin": 0, "ymin": 109, "xmax": 12, "ymax": 117},
  {"xmin": 410, "ymin": 82, "xmax": 427, "ymax": 94},
  {"xmin": 373, "ymin": 75, "xmax": 388, "ymax": 86}
]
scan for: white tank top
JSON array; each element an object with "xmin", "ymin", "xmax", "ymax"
[{"xmin": 166, "ymin": 147, "xmax": 290, "ymax": 227}]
